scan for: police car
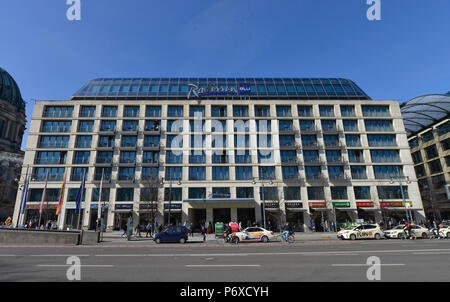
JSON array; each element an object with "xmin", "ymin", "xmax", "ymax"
[
  {"xmin": 229, "ymin": 227, "xmax": 276, "ymax": 244},
  {"xmin": 337, "ymin": 224, "xmax": 384, "ymax": 240}
]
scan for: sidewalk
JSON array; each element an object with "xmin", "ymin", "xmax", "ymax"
[{"xmin": 100, "ymin": 231, "xmax": 339, "ymax": 245}]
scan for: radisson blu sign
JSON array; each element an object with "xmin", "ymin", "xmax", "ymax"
[{"xmin": 187, "ymin": 83, "xmax": 251, "ymax": 99}]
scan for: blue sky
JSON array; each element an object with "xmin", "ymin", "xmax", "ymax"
[{"xmin": 0, "ymin": 0, "xmax": 449, "ymax": 150}]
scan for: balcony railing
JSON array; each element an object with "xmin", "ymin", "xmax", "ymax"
[
  {"xmin": 42, "ymin": 126, "xmax": 71, "ymax": 133},
  {"xmin": 324, "ymin": 141, "xmax": 341, "ymax": 148},
  {"xmin": 281, "ymin": 157, "xmax": 298, "ymax": 164},
  {"xmin": 96, "ymin": 157, "xmax": 113, "ymax": 164},
  {"xmin": 143, "ymin": 142, "xmax": 160, "ymax": 148},
  {"xmin": 329, "ymin": 173, "xmax": 346, "ymax": 180},
  {"xmin": 100, "ymin": 126, "xmax": 116, "ymax": 132},
  {"xmin": 280, "ymin": 141, "xmax": 296, "ymax": 148},
  {"xmin": 327, "ymin": 157, "xmax": 345, "ymax": 164},
  {"xmin": 118, "ymin": 175, "xmax": 135, "ymax": 181},
  {"xmin": 235, "ymin": 156, "xmax": 252, "ymax": 164},
  {"xmin": 302, "ymin": 141, "xmax": 318, "ymax": 148},
  {"xmin": 73, "ymin": 158, "xmax": 90, "ymax": 164},
  {"xmin": 35, "ymin": 158, "xmax": 64, "ymax": 165},
  {"xmin": 75, "ymin": 143, "xmax": 91, "ymax": 148},
  {"xmin": 78, "ymin": 127, "xmax": 93, "ymax": 132},
  {"xmin": 39, "ymin": 143, "xmax": 68, "ymax": 149},
  {"xmin": 300, "ymin": 126, "xmax": 316, "ymax": 132},
  {"xmin": 120, "ymin": 158, "xmax": 136, "ymax": 164}
]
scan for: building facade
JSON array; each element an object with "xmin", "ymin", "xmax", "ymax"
[
  {"xmin": 13, "ymin": 78, "xmax": 424, "ymax": 231},
  {"xmin": 402, "ymin": 94, "xmax": 450, "ymax": 220},
  {"xmin": 0, "ymin": 67, "xmax": 26, "ymax": 222}
]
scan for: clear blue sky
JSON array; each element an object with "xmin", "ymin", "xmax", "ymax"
[{"xmin": 0, "ymin": 0, "xmax": 449, "ymax": 150}]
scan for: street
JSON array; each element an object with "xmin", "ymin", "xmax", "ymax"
[{"xmin": 1, "ymin": 238, "xmax": 450, "ymax": 282}]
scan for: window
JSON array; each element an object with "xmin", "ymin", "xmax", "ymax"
[
  {"xmin": 258, "ymin": 166, "xmax": 275, "ymax": 180},
  {"xmin": 377, "ymin": 186, "xmax": 409, "ymax": 199},
  {"xmin": 303, "ymin": 150, "xmax": 319, "ymax": 163},
  {"xmin": 319, "ymin": 105, "xmax": 334, "ymax": 117},
  {"xmin": 258, "ymin": 150, "xmax": 274, "ymax": 164},
  {"xmin": 437, "ymin": 121, "xmax": 450, "ymax": 136},
  {"xmin": 323, "ymin": 135, "xmax": 339, "ymax": 147},
  {"xmin": 144, "ymin": 120, "xmax": 160, "ymax": 132},
  {"xmin": 298, "ymin": 105, "xmax": 312, "ymax": 117},
  {"xmin": 42, "ymin": 121, "xmax": 71, "ymax": 133},
  {"xmin": 192, "ymin": 135, "xmax": 206, "ymax": 148},
  {"xmin": 211, "ymin": 105, "xmax": 227, "ymax": 117},
  {"xmin": 279, "ymin": 135, "xmax": 295, "ymax": 147},
  {"xmin": 168, "ymin": 105, "xmax": 183, "ymax": 117},
  {"xmin": 284, "ymin": 187, "xmax": 300, "ymax": 200},
  {"xmin": 367, "ymin": 135, "xmax": 396, "ymax": 147},
  {"xmin": 282, "ymin": 166, "xmax": 298, "ymax": 180},
  {"xmin": 71, "ymin": 167, "xmax": 88, "ymax": 181},
  {"xmin": 116, "ymin": 188, "xmax": 134, "ymax": 201},
  {"xmin": 35, "ymin": 151, "xmax": 66, "ymax": 165},
  {"xmin": 348, "ymin": 150, "xmax": 364, "ymax": 163},
  {"xmin": 326, "ymin": 150, "xmax": 341, "ymax": 163},
  {"xmin": 189, "ymin": 151, "xmax": 206, "ymax": 164},
  {"xmin": 340, "ymin": 105, "xmax": 355, "ymax": 117},
  {"xmin": 370, "ymin": 150, "xmax": 400, "ymax": 163},
  {"xmin": 120, "ymin": 151, "xmax": 136, "ymax": 164},
  {"xmin": 121, "ymin": 136, "xmax": 137, "ymax": 147},
  {"xmin": 255, "ymin": 105, "xmax": 270, "ymax": 117},
  {"xmin": 43, "ymin": 106, "xmax": 73, "ymax": 118},
  {"xmin": 211, "ymin": 120, "xmax": 226, "ymax": 133},
  {"xmin": 234, "ymin": 135, "xmax": 250, "ymax": 148},
  {"xmin": 421, "ymin": 130, "xmax": 434, "ymax": 143},
  {"xmin": 411, "ymin": 151, "xmax": 423, "ymax": 164},
  {"xmin": 212, "ymin": 153, "xmax": 229, "ymax": 164},
  {"xmin": 409, "ymin": 138, "xmax": 419, "ymax": 149},
  {"xmin": 428, "ymin": 159, "xmax": 443, "ymax": 174},
  {"xmin": 100, "ymin": 120, "xmax": 116, "ymax": 132},
  {"xmin": 189, "ymin": 166, "xmax": 206, "ymax": 180},
  {"xmin": 118, "ymin": 167, "xmax": 135, "ymax": 181},
  {"xmin": 432, "ymin": 174, "xmax": 446, "ymax": 190},
  {"xmin": 235, "ymin": 150, "xmax": 251, "ymax": 164},
  {"xmin": 364, "ymin": 120, "xmax": 393, "ymax": 132},
  {"xmin": 212, "ymin": 187, "xmax": 230, "ymax": 198},
  {"xmin": 276, "ymin": 105, "xmax": 291, "ymax": 117},
  {"xmin": 189, "ymin": 188, "xmax": 206, "ymax": 199},
  {"xmin": 91, "ymin": 188, "xmax": 110, "ymax": 202},
  {"xmin": 425, "ymin": 145, "xmax": 439, "ymax": 160},
  {"xmin": 167, "ymin": 120, "xmax": 183, "ymax": 132},
  {"xmin": 260, "ymin": 187, "xmax": 278, "ymax": 200},
  {"xmin": 143, "ymin": 151, "xmax": 159, "ymax": 164},
  {"xmin": 142, "ymin": 167, "xmax": 159, "ymax": 180},
  {"xmin": 144, "ymin": 136, "xmax": 160, "ymax": 147},
  {"xmin": 145, "ymin": 106, "xmax": 161, "ymax": 117},
  {"xmin": 80, "ymin": 106, "xmax": 95, "ymax": 117},
  {"xmin": 73, "ymin": 151, "xmax": 90, "ymax": 164},
  {"xmin": 236, "ymin": 187, "xmax": 254, "ymax": 199},
  {"xmin": 441, "ymin": 138, "xmax": 450, "ymax": 151},
  {"xmin": 279, "ymin": 120, "xmax": 293, "ymax": 131},
  {"xmin": 302, "ymin": 135, "xmax": 317, "ymax": 147},
  {"xmin": 414, "ymin": 165, "xmax": 426, "ymax": 178},
  {"xmin": 257, "ymin": 134, "xmax": 272, "ymax": 147},
  {"xmin": 29, "ymin": 189, "xmax": 60, "ymax": 202},
  {"xmin": 94, "ymin": 167, "xmax": 112, "ymax": 181},
  {"xmin": 212, "ymin": 167, "xmax": 229, "ymax": 180},
  {"xmin": 102, "ymin": 106, "xmax": 117, "ymax": 117},
  {"xmin": 307, "ymin": 187, "xmax": 324, "ymax": 200},
  {"xmin": 67, "ymin": 188, "xmax": 86, "ymax": 202},
  {"xmin": 164, "ymin": 188, "xmax": 182, "ymax": 201},
  {"xmin": 165, "ymin": 167, "xmax": 182, "ymax": 180},
  {"xmin": 256, "ymin": 120, "xmax": 271, "ymax": 132},
  {"xmin": 235, "ymin": 166, "xmax": 252, "ymax": 180},
  {"xmin": 373, "ymin": 166, "xmax": 404, "ymax": 179},
  {"xmin": 75, "ymin": 136, "xmax": 92, "ymax": 148},
  {"xmin": 362, "ymin": 105, "xmax": 390, "ymax": 117},
  {"xmin": 123, "ymin": 106, "xmax": 139, "ymax": 117},
  {"xmin": 321, "ymin": 120, "xmax": 336, "ymax": 132},
  {"xmin": 281, "ymin": 150, "xmax": 297, "ymax": 163},
  {"xmin": 98, "ymin": 136, "xmax": 115, "ymax": 148},
  {"xmin": 354, "ymin": 186, "xmax": 371, "ymax": 200},
  {"xmin": 331, "ymin": 187, "xmax": 348, "ymax": 200},
  {"xmin": 305, "ymin": 166, "xmax": 321, "ymax": 180},
  {"xmin": 166, "ymin": 151, "xmax": 183, "ymax": 164},
  {"xmin": 300, "ymin": 120, "xmax": 315, "ymax": 131},
  {"xmin": 234, "ymin": 120, "xmax": 250, "ymax": 132},
  {"xmin": 189, "ymin": 105, "xmax": 205, "ymax": 117},
  {"xmin": 351, "ymin": 166, "xmax": 367, "ymax": 179},
  {"xmin": 33, "ymin": 167, "xmax": 65, "ymax": 181},
  {"xmin": 166, "ymin": 134, "xmax": 183, "ymax": 148},
  {"xmin": 233, "ymin": 105, "xmax": 248, "ymax": 117},
  {"xmin": 122, "ymin": 120, "xmax": 138, "ymax": 132},
  {"xmin": 343, "ymin": 120, "xmax": 358, "ymax": 132},
  {"xmin": 190, "ymin": 120, "xmax": 205, "ymax": 132},
  {"xmin": 328, "ymin": 166, "xmax": 344, "ymax": 180}
]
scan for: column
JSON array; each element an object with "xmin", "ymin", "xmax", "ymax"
[{"xmin": 231, "ymin": 207, "xmax": 237, "ymax": 222}]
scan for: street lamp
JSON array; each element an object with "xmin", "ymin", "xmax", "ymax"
[
  {"xmin": 390, "ymin": 176, "xmax": 411, "ymax": 222},
  {"xmin": 163, "ymin": 176, "xmax": 181, "ymax": 226},
  {"xmin": 252, "ymin": 177, "xmax": 273, "ymax": 229}
]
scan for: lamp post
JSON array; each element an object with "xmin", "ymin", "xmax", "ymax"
[
  {"xmin": 252, "ymin": 177, "xmax": 273, "ymax": 229},
  {"xmin": 390, "ymin": 176, "xmax": 411, "ymax": 222},
  {"xmin": 163, "ymin": 175, "xmax": 181, "ymax": 226}
]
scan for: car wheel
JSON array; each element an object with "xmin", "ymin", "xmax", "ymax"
[
  {"xmin": 155, "ymin": 238, "xmax": 161, "ymax": 244},
  {"xmin": 350, "ymin": 234, "xmax": 356, "ymax": 240},
  {"xmin": 232, "ymin": 237, "xmax": 239, "ymax": 244},
  {"xmin": 375, "ymin": 233, "xmax": 381, "ymax": 240},
  {"xmin": 261, "ymin": 236, "xmax": 269, "ymax": 243},
  {"xmin": 179, "ymin": 237, "xmax": 186, "ymax": 244},
  {"xmin": 421, "ymin": 233, "xmax": 427, "ymax": 239},
  {"xmin": 398, "ymin": 233, "xmax": 404, "ymax": 239}
]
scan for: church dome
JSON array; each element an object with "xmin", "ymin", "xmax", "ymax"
[{"xmin": 0, "ymin": 67, "xmax": 25, "ymax": 109}]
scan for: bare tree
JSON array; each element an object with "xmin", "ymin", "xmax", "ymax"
[{"xmin": 139, "ymin": 175, "xmax": 162, "ymax": 233}]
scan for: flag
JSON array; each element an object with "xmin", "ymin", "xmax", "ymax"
[
  {"xmin": 18, "ymin": 169, "xmax": 30, "ymax": 215},
  {"xmin": 56, "ymin": 171, "xmax": 66, "ymax": 216},
  {"xmin": 75, "ymin": 170, "xmax": 86, "ymax": 215},
  {"xmin": 97, "ymin": 168, "xmax": 104, "ymax": 220},
  {"xmin": 39, "ymin": 171, "xmax": 49, "ymax": 215}
]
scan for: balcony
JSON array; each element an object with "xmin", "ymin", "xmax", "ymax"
[
  {"xmin": 121, "ymin": 126, "xmax": 138, "ymax": 133},
  {"xmin": 120, "ymin": 158, "xmax": 136, "ymax": 164},
  {"xmin": 78, "ymin": 127, "xmax": 93, "ymax": 133},
  {"xmin": 97, "ymin": 142, "xmax": 114, "ymax": 149},
  {"xmin": 302, "ymin": 141, "xmax": 319, "ymax": 149},
  {"xmin": 306, "ymin": 174, "xmax": 326, "ymax": 182},
  {"xmin": 235, "ymin": 156, "xmax": 252, "ymax": 164},
  {"xmin": 118, "ymin": 175, "xmax": 135, "ymax": 182},
  {"xmin": 143, "ymin": 125, "xmax": 161, "ymax": 134},
  {"xmin": 303, "ymin": 157, "xmax": 321, "ymax": 165},
  {"xmin": 73, "ymin": 158, "xmax": 90, "ymax": 165},
  {"xmin": 38, "ymin": 143, "xmax": 68, "ymax": 149},
  {"xmin": 42, "ymin": 126, "xmax": 71, "ymax": 133},
  {"xmin": 142, "ymin": 158, "xmax": 161, "ymax": 165},
  {"xmin": 300, "ymin": 126, "xmax": 317, "ymax": 133},
  {"xmin": 322, "ymin": 125, "xmax": 338, "ymax": 133},
  {"xmin": 327, "ymin": 157, "xmax": 347, "ymax": 165},
  {"xmin": 35, "ymin": 158, "xmax": 65, "ymax": 165},
  {"xmin": 281, "ymin": 157, "xmax": 298, "ymax": 164},
  {"xmin": 279, "ymin": 125, "xmax": 294, "ymax": 133},
  {"xmin": 324, "ymin": 141, "xmax": 341, "ymax": 149},
  {"xmin": 329, "ymin": 173, "xmax": 349, "ymax": 182},
  {"xmin": 99, "ymin": 126, "xmax": 116, "ymax": 133},
  {"xmin": 43, "ymin": 112, "xmax": 72, "ymax": 118},
  {"xmin": 143, "ymin": 142, "xmax": 160, "ymax": 149},
  {"xmin": 279, "ymin": 141, "xmax": 296, "ymax": 148},
  {"xmin": 75, "ymin": 143, "xmax": 91, "ymax": 149}
]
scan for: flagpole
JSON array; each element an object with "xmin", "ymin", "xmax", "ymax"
[
  {"xmin": 38, "ymin": 171, "xmax": 49, "ymax": 229},
  {"xmin": 16, "ymin": 166, "xmax": 29, "ymax": 228},
  {"xmin": 97, "ymin": 168, "xmax": 104, "ymax": 229},
  {"xmin": 56, "ymin": 170, "xmax": 66, "ymax": 229},
  {"xmin": 76, "ymin": 169, "xmax": 86, "ymax": 230}
]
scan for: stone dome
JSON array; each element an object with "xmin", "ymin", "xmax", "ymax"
[{"xmin": 0, "ymin": 67, "xmax": 25, "ymax": 109}]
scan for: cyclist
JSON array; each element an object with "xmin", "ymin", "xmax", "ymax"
[
  {"xmin": 282, "ymin": 222, "xmax": 292, "ymax": 241},
  {"xmin": 403, "ymin": 221, "xmax": 411, "ymax": 239}
]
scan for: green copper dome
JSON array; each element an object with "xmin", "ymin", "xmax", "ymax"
[{"xmin": 0, "ymin": 67, "xmax": 25, "ymax": 109}]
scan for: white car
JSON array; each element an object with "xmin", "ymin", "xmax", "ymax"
[
  {"xmin": 337, "ymin": 224, "xmax": 384, "ymax": 240},
  {"xmin": 439, "ymin": 226, "xmax": 450, "ymax": 238},
  {"xmin": 230, "ymin": 227, "xmax": 276, "ymax": 244},
  {"xmin": 385, "ymin": 224, "xmax": 432, "ymax": 239}
]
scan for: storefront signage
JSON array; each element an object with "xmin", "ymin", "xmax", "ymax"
[
  {"xmin": 212, "ymin": 193, "xmax": 231, "ymax": 199},
  {"xmin": 139, "ymin": 203, "xmax": 158, "ymax": 210},
  {"xmin": 26, "ymin": 204, "xmax": 58, "ymax": 210},
  {"xmin": 380, "ymin": 202, "xmax": 404, "ymax": 207},
  {"xmin": 333, "ymin": 202, "xmax": 351, "ymax": 208},
  {"xmin": 264, "ymin": 202, "xmax": 279, "ymax": 208},
  {"xmin": 308, "ymin": 202, "xmax": 326, "ymax": 208},
  {"xmin": 164, "ymin": 203, "xmax": 182, "ymax": 209},
  {"xmin": 89, "ymin": 204, "xmax": 109, "ymax": 209},
  {"xmin": 356, "ymin": 202, "xmax": 374, "ymax": 207},
  {"xmin": 115, "ymin": 204, "xmax": 133, "ymax": 210},
  {"xmin": 285, "ymin": 202, "xmax": 303, "ymax": 208},
  {"xmin": 65, "ymin": 203, "xmax": 85, "ymax": 209}
]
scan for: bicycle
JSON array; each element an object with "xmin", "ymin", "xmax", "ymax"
[{"xmin": 277, "ymin": 232, "xmax": 295, "ymax": 243}]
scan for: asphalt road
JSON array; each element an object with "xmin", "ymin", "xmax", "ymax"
[{"xmin": 2, "ymin": 239, "xmax": 450, "ymax": 282}]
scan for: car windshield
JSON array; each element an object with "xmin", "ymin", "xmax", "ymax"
[{"xmin": 393, "ymin": 225, "xmax": 404, "ymax": 230}]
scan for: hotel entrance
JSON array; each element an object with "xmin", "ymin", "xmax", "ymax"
[
  {"xmin": 213, "ymin": 208, "xmax": 231, "ymax": 225},
  {"xmin": 237, "ymin": 208, "xmax": 255, "ymax": 228}
]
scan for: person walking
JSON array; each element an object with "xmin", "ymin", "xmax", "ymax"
[
  {"xmin": 432, "ymin": 220, "xmax": 442, "ymax": 239},
  {"xmin": 201, "ymin": 224, "xmax": 207, "ymax": 242},
  {"xmin": 135, "ymin": 223, "xmax": 142, "ymax": 238},
  {"xmin": 121, "ymin": 222, "xmax": 127, "ymax": 238},
  {"xmin": 146, "ymin": 221, "xmax": 152, "ymax": 238}
]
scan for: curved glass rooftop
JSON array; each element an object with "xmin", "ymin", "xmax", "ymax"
[
  {"xmin": 401, "ymin": 94, "xmax": 450, "ymax": 136},
  {"xmin": 72, "ymin": 78, "xmax": 370, "ymax": 100}
]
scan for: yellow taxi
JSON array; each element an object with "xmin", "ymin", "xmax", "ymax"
[
  {"xmin": 337, "ymin": 224, "xmax": 384, "ymax": 240},
  {"xmin": 230, "ymin": 227, "xmax": 276, "ymax": 244}
]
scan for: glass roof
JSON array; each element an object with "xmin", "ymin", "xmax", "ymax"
[
  {"xmin": 401, "ymin": 94, "xmax": 450, "ymax": 136},
  {"xmin": 72, "ymin": 78, "xmax": 370, "ymax": 100}
]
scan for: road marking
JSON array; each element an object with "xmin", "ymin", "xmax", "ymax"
[
  {"xmin": 30, "ymin": 255, "xmax": 91, "ymax": 257},
  {"xmin": 413, "ymin": 252, "xmax": 450, "ymax": 255},
  {"xmin": 186, "ymin": 265, "xmax": 261, "ymax": 267},
  {"xmin": 0, "ymin": 255, "xmax": 16, "ymax": 257},
  {"xmin": 37, "ymin": 264, "xmax": 114, "ymax": 267},
  {"xmin": 332, "ymin": 264, "xmax": 405, "ymax": 267}
]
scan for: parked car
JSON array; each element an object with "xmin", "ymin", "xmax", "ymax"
[
  {"xmin": 154, "ymin": 226, "xmax": 189, "ymax": 243},
  {"xmin": 439, "ymin": 226, "xmax": 450, "ymax": 238},
  {"xmin": 229, "ymin": 227, "xmax": 276, "ymax": 244},
  {"xmin": 337, "ymin": 224, "xmax": 384, "ymax": 240},
  {"xmin": 384, "ymin": 224, "xmax": 432, "ymax": 239}
]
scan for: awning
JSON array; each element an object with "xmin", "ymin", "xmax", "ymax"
[
  {"xmin": 112, "ymin": 209, "xmax": 133, "ymax": 213},
  {"xmin": 184, "ymin": 198, "xmax": 255, "ymax": 203}
]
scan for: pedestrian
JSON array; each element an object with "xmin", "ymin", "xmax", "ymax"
[
  {"xmin": 135, "ymin": 223, "xmax": 142, "ymax": 237},
  {"xmin": 121, "ymin": 222, "xmax": 127, "ymax": 238},
  {"xmin": 187, "ymin": 223, "xmax": 193, "ymax": 236},
  {"xmin": 432, "ymin": 220, "xmax": 442, "ymax": 239},
  {"xmin": 201, "ymin": 224, "xmax": 207, "ymax": 242},
  {"xmin": 311, "ymin": 218, "xmax": 315, "ymax": 232},
  {"xmin": 207, "ymin": 221, "xmax": 212, "ymax": 234},
  {"xmin": 146, "ymin": 221, "xmax": 152, "ymax": 238}
]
